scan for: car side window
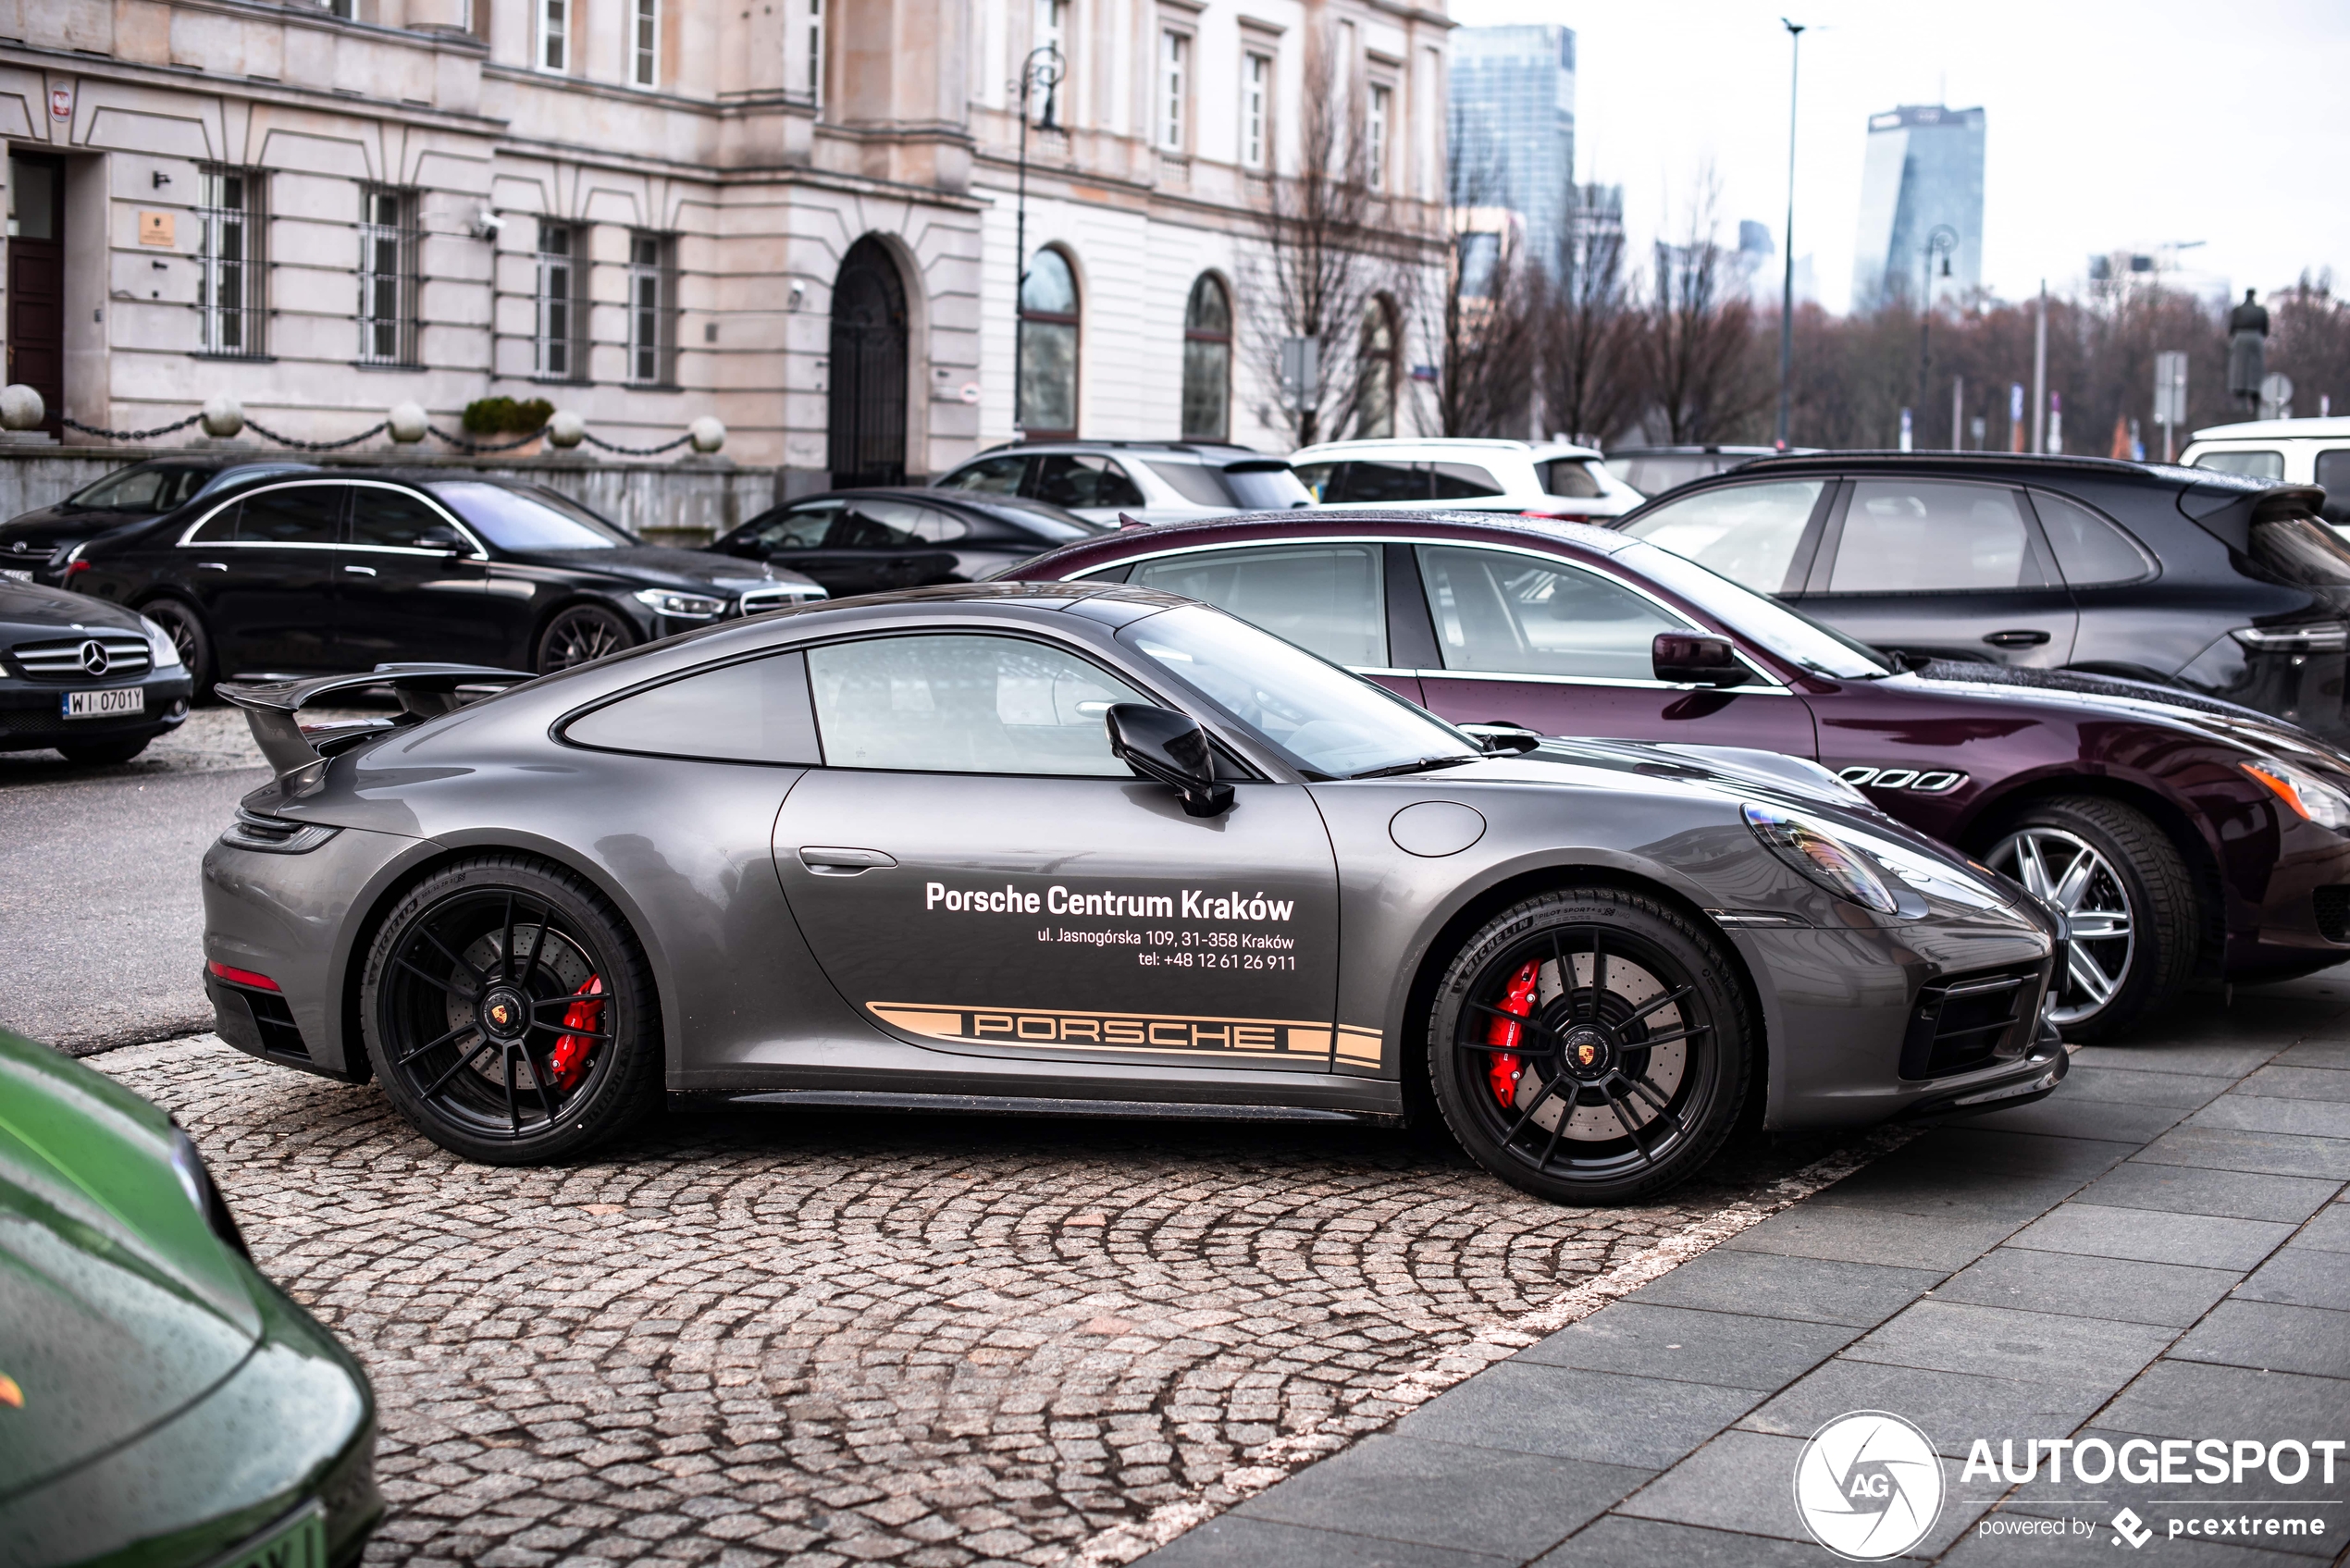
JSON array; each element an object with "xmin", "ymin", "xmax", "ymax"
[
  {"xmin": 2316, "ymin": 451, "xmax": 2350, "ymax": 528},
  {"xmin": 226, "ymin": 485, "xmax": 346, "ymax": 545},
  {"xmin": 1129, "ymin": 544, "xmax": 1387, "ymax": 668},
  {"xmin": 2194, "ymin": 450, "xmax": 2284, "ymax": 481},
  {"xmin": 349, "ymin": 488, "xmax": 464, "ymax": 550},
  {"xmin": 1617, "ymin": 479, "xmax": 1824, "ymax": 594},
  {"xmin": 1340, "ymin": 460, "xmax": 1428, "ymax": 503},
  {"xmin": 1292, "ymin": 462, "xmax": 1339, "ymax": 502},
  {"xmin": 747, "ymin": 500, "xmax": 842, "ymax": 551},
  {"xmin": 2030, "ymin": 491, "xmax": 2153, "ymax": 586},
  {"xmin": 1429, "ymin": 463, "xmax": 1504, "ymax": 500},
  {"xmin": 807, "ymin": 633, "xmax": 1148, "ymax": 776},
  {"xmin": 1538, "ymin": 459, "xmax": 1605, "ymax": 499},
  {"xmin": 1829, "ymin": 481, "xmax": 2042, "ymax": 593},
  {"xmin": 564, "ymin": 649, "xmax": 822, "ymax": 764},
  {"xmin": 1033, "ymin": 455, "xmax": 1146, "ymax": 510},
  {"xmin": 939, "ymin": 455, "xmax": 1031, "ymax": 495},
  {"xmin": 1417, "ymin": 545, "xmax": 1692, "ymax": 681}
]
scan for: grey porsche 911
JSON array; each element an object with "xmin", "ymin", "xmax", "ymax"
[{"xmin": 200, "ymin": 583, "xmax": 2065, "ymax": 1203}]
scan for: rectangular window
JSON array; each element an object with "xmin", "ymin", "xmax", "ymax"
[
  {"xmin": 1242, "ymin": 54, "xmax": 1270, "ymax": 170},
  {"xmin": 356, "ymin": 186, "xmax": 418, "ymax": 366},
  {"xmin": 539, "ymin": 0, "xmax": 567, "ymax": 70},
  {"xmin": 197, "ymin": 166, "xmax": 266, "ymax": 358},
  {"xmin": 1367, "ymin": 84, "xmax": 1391, "ymax": 191},
  {"xmin": 536, "ymin": 221, "xmax": 587, "ymax": 381},
  {"xmin": 1158, "ymin": 31, "xmax": 1188, "ymax": 151},
  {"xmin": 626, "ymin": 233, "xmax": 677, "ymax": 386},
  {"xmin": 1034, "ymin": 0, "xmax": 1065, "ymax": 123},
  {"xmin": 631, "ymin": 0, "xmax": 658, "ymax": 85},
  {"xmin": 321, "ymin": 0, "xmax": 354, "ymax": 18}
]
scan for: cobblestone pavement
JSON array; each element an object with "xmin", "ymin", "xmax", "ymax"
[{"xmin": 99, "ymin": 1035, "xmax": 1864, "ymax": 1568}]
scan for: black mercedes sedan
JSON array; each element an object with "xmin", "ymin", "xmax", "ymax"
[
  {"xmin": 56, "ymin": 471, "xmax": 822, "ymax": 691},
  {"xmin": 706, "ymin": 487, "xmax": 1104, "ymax": 598},
  {"xmin": 1, "ymin": 454, "xmax": 318, "ymax": 579},
  {"xmin": 1609, "ymin": 453, "xmax": 2350, "ymax": 741},
  {"xmin": 0, "ymin": 576, "xmax": 194, "ymax": 762}
]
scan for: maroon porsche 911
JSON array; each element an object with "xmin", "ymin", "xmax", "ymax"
[{"xmin": 1008, "ymin": 511, "xmax": 2350, "ymax": 1041}]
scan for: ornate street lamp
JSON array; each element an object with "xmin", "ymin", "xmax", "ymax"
[{"xmin": 1011, "ymin": 43, "xmax": 1065, "ymax": 437}]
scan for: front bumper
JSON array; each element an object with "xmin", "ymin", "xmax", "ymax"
[
  {"xmin": 1727, "ymin": 911, "xmax": 2065, "ymax": 1132},
  {"xmin": 0, "ymin": 669, "xmax": 194, "ymax": 752}
]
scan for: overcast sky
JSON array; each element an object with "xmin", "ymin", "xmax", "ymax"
[{"xmin": 1449, "ymin": 0, "xmax": 2350, "ymax": 315}]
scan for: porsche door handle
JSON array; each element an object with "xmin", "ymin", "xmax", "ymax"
[
  {"xmin": 342, "ymin": 564, "xmax": 377, "ymax": 576},
  {"xmin": 196, "ymin": 561, "xmax": 229, "ymax": 571},
  {"xmin": 1983, "ymin": 629, "xmax": 2051, "ymax": 648},
  {"xmin": 798, "ymin": 846, "xmax": 897, "ymax": 876}
]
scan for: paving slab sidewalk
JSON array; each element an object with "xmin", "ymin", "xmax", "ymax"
[{"xmin": 1136, "ymin": 975, "xmax": 2350, "ymax": 1566}]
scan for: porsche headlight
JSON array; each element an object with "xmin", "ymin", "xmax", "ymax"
[
  {"xmin": 141, "ymin": 613, "xmax": 184, "ymax": 668},
  {"xmin": 635, "ymin": 588, "xmax": 724, "ymax": 621},
  {"xmin": 2244, "ymin": 758, "xmax": 2350, "ymax": 833},
  {"xmin": 1744, "ymin": 802, "xmax": 1900, "ymax": 914}
]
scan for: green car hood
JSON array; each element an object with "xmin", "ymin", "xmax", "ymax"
[{"xmin": 0, "ymin": 1030, "xmax": 263, "ymax": 1502}]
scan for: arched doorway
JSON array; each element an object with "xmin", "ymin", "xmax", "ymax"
[{"xmin": 828, "ymin": 236, "xmax": 909, "ymax": 487}]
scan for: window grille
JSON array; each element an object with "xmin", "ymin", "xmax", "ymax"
[
  {"xmin": 539, "ymin": 0, "xmax": 568, "ymax": 70},
  {"xmin": 631, "ymin": 0, "xmax": 659, "ymax": 86},
  {"xmin": 626, "ymin": 233, "xmax": 678, "ymax": 386},
  {"xmin": 357, "ymin": 185, "xmax": 419, "ymax": 366},
  {"xmin": 1242, "ymin": 54, "xmax": 1270, "ymax": 170},
  {"xmin": 198, "ymin": 166, "xmax": 267, "ymax": 358},
  {"xmin": 1158, "ymin": 31, "xmax": 1189, "ymax": 151},
  {"xmin": 1368, "ymin": 85, "xmax": 1392, "ymax": 191},
  {"xmin": 803, "ymin": 0, "xmax": 823, "ymax": 106},
  {"xmin": 537, "ymin": 221, "xmax": 588, "ymax": 380}
]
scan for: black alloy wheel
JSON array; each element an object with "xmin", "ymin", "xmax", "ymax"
[
  {"xmin": 361, "ymin": 856, "xmax": 662, "ymax": 1163},
  {"xmin": 1429, "ymin": 887, "xmax": 1750, "ymax": 1204},
  {"xmin": 536, "ymin": 603, "xmax": 637, "ymax": 674},
  {"xmin": 141, "ymin": 598, "xmax": 214, "ymax": 698}
]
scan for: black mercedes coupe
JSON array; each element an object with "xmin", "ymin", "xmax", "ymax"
[{"xmin": 53, "ymin": 470, "xmax": 822, "ymax": 691}]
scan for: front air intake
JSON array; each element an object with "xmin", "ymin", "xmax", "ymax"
[{"xmin": 1900, "ymin": 964, "xmax": 2044, "ymax": 1080}]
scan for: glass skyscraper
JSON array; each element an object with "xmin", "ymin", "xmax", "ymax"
[
  {"xmin": 1850, "ymin": 105, "xmax": 1985, "ymax": 313},
  {"xmin": 1448, "ymin": 25, "xmax": 1576, "ymax": 278}
]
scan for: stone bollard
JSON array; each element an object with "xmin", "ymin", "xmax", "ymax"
[
  {"xmin": 200, "ymin": 394, "xmax": 245, "ymax": 438},
  {"xmin": 548, "ymin": 409, "xmax": 586, "ymax": 449},
  {"xmin": 388, "ymin": 401, "xmax": 428, "ymax": 443},
  {"xmin": 688, "ymin": 415, "xmax": 726, "ymax": 453},
  {"xmin": 0, "ymin": 384, "xmax": 43, "ymax": 430}
]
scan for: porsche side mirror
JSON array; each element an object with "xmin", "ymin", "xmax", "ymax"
[
  {"xmin": 1105, "ymin": 703, "xmax": 1233, "ymax": 818},
  {"xmin": 415, "ymin": 527, "xmax": 469, "ymax": 557},
  {"xmin": 1652, "ymin": 632, "xmax": 1749, "ymax": 687}
]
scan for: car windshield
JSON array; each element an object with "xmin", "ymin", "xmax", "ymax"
[
  {"xmin": 63, "ymin": 464, "xmax": 213, "ymax": 512},
  {"xmin": 1619, "ymin": 540, "xmax": 1896, "ymax": 678},
  {"xmin": 427, "ymin": 481, "xmax": 637, "ymax": 550},
  {"xmin": 1120, "ymin": 604, "xmax": 1480, "ymax": 779}
]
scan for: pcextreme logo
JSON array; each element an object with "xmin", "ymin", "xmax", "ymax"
[{"xmin": 1793, "ymin": 1411, "xmax": 1946, "ymax": 1561}]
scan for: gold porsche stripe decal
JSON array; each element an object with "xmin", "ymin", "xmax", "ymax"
[{"xmin": 867, "ymin": 1002, "xmax": 1381, "ymax": 1066}]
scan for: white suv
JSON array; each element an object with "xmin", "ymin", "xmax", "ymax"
[
  {"xmin": 933, "ymin": 441, "xmax": 1311, "ymax": 526},
  {"xmin": 1287, "ymin": 438, "xmax": 1644, "ymax": 520},
  {"xmin": 2180, "ymin": 416, "xmax": 2350, "ymax": 530}
]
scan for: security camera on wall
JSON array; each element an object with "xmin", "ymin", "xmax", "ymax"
[{"xmin": 472, "ymin": 206, "xmax": 503, "ymax": 241}]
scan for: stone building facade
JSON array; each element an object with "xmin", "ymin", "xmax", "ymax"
[{"xmin": 0, "ymin": 0, "xmax": 1449, "ymax": 486}]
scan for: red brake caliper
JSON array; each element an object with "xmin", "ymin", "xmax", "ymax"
[
  {"xmin": 1487, "ymin": 960, "xmax": 1540, "ymax": 1108},
  {"xmin": 547, "ymin": 974, "xmax": 603, "ymax": 1093}
]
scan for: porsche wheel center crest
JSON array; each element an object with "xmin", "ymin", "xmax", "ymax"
[
  {"xmin": 480, "ymin": 986, "xmax": 529, "ymax": 1041},
  {"xmin": 1561, "ymin": 1025, "xmax": 1614, "ymax": 1080}
]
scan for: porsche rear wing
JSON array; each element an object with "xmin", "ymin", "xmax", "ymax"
[{"xmin": 216, "ymin": 663, "xmax": 535, "ymax": 778}]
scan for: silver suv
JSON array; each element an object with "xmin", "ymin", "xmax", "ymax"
[{"xmin": 933, "ymin": 441, "xmax": 1312, "ymax": 525}]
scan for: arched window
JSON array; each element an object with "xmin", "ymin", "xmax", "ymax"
[
  {"xmin": 1181, "ymin": 274, "xmax": 1231, "ymax": 442},
  {"xmin": 1018, "ymin": 248, "xmax": 1080, "ymax": 439},
  {"xmin": 1356, "ymin": 298, "xmax": 1398, "ymax": 438}
]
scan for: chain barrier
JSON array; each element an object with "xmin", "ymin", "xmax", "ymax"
[
  {"xmin": 425, "ymin": 424, "xmax": 552, "ymax": 454},
  {"xmin": 239, "ymin": 417, "xmax": 392, "ymax": 451},
  {"xmin": 578, "ymin": 430, "xmax": 697, "ymax": 456},
  {"xmin": 58, "ymin": 414, "xmax": 204, "ymax": 442}
]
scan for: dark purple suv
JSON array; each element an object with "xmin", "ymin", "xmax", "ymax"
[{"xmin": 1008, "ymin": 511, "xmax": 2350, "ymax": 1041}]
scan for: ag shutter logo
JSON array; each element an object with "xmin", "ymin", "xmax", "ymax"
[{"xmin": 1793, "ymin": 1411, "xmax": 1946, "ymax": 1561}]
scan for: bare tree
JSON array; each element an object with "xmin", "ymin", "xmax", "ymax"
[
  {"xmin": 1638, "ymin": 177, "xmax": 1769, "ymax": 443},
  {"xmin": 1243, "ymin": 24, "xmax": 1420, "ymax": 447},
  {"xmin": 1432, "ymin": 107, "xmax": 1539, "ymax": 437},
  {"xmin": 1539, "ymin": 184, "xmax": 1643, "ymax": 447}
]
